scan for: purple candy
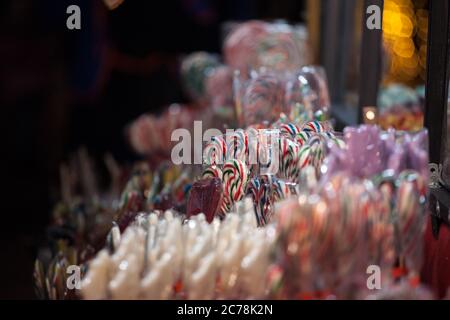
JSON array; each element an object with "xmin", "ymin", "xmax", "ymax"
[
  {"xmin": 322, "ymin": 126, "xmax": 429, "ymax": 181},
  {"xmin": 343, "ymin": 125, "xmax": 385, "ymax": 178}
]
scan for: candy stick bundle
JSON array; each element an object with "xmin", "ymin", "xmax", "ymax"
[{"xmin": 82, "ymin": 204, "xmax": 276, "ymax": 300}]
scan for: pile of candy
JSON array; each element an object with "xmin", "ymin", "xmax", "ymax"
[
  {"xmin": 377, "ymin": 84, "xmax": 424, "ymax": 131},
  {"xmin": 128, "ymin": 21, "xmax": 318, "ymax": 157},
  {"xmin": 273, "ymin": 126, "xmax": 428, "ymax": 299},
  {"xmin": 34, "ymin": 156, "xmax": 195, "ymax": 299},
  {"xmin": 36, "ymin": 18, "xmax": 435, "ymax": 300},
  {"xmin": 82, "ymin": 206, "xmax": 276, "ymax": 300},
  {"xmin": 34, "ymin": 149, "xmax": 124, "ymax": 299},
  {"xmin": 128, "ymin": 104, "xmax": 196, "ymax": 157}
]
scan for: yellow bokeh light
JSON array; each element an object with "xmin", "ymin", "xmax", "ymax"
[{"xmin": 382, "ymin": 0, "xmax": 426, "ymax": 84}]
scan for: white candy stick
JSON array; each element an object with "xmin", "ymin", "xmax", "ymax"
[
  {"xmin": 188, "ymin": 252, "xmax": 218, "ymax": 300},
  {"xmin": 220, "ymin": 235, "xmax": 243, "ymax": 296},
  {"xmin": 140, "ymin": 252, "xmax": 175, "ymax": 300},
  {"xmin": 81, "ymin": 250, "xmax": 112, "ymax": 300},
  {"xmin": 240, "ymin": 231, "xmax": 270, "ymax": 298},
  {"xmin": 109, "ymin": 254, "xmax": 141, "ymax": 300}
]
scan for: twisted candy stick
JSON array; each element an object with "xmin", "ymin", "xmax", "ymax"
[
  {"xmin": 202, "ymin": 166, "xmax": 223, "ymax": 180},
  {"xmin": 308, "ymin": 134, "xmax": 326, "ymax": 174},
  {"xmin": 334, "ymin": 183, "xmax": 367, "ymax": 286},
  {"xmin": 226, "ymin": 130, "xmax": 249, "ymax": 163},
  {"xmin": 271, "ymin": 178, "xmax": 296, "ymax": 202},
  {"xmin": 276, "ymin": 197, "xmax": 315, "ymax": 296},
  {"xmin": 302, "ymin": 121, "xmax": 325, "ymax": 133},
  {"xmin": 279, "ymin": 123, "xmax": 301, "ymax": 140},
  {"xmin": 279, "ymin": 137, "xmax": 301, "ymax": 181},
  {"xmin": 309, "ymin": 197, "xmax": 337, "ymax": 290},
  {"xmin": 221, "ymin": 159, "xmax": 250, "ymax": 214},
  {"xmin": 295, "ymin": 131, "xmax": 311, "ymax": 147},
  {"xmin": 204, "ymin": 135, "xmax": 227, "ymax": 165},
  {"xmin": 247, "ymin": 177, "xmax": 272, "ymax": 226},
  {"xmin": 243, "ymin": 73, "xmax": 285, "ymax": 126},
  {"xmin": 396, "ymin": 171, "xmax": 426, "ymax": 274},
  {"xmin": 298, "ymin": 145, "xmax": 312, "ymax": 169}
]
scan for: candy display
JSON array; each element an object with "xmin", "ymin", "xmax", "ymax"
[
  {"xmin": 33, "ymin": 14, "xmax": 441, "ymax": 301},
  {"xmin": 221, "ymin": 159, "xmax": 250, "ymax": 214},
  {"xmin": 39, "ymin": 124, "xmax": 432, "ymax": 301},
  {"xmin": 81, "ymin": 209, "xmax": 276, "ymax": 300},
  {"xmin": 323, "ymin": 126, "xmax": 429, "ymax": 181}
]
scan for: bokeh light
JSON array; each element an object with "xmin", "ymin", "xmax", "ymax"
[{"xmin": 382, "ymin": 0, "xmax": 428, "ymax": 85}]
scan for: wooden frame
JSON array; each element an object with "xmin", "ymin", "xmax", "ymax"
[
  {"xmin": 357, "ymin": 0, "xmax": 383, "ymax": 123},
  {"xmin": 423, "ymin": 0, "xmax": 450, "ymax": 236}
]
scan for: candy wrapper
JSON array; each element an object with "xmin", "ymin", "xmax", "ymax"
[{"xmin": 322, "ymin": 125, "xmax": 429, "ymax": 181}]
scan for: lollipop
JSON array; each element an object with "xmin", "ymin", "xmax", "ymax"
[
  {"xmin": 247, "ymin": 177, "xmax": 272, "ymax": 226},
  {"xmin": 275, "ymin": 197, "xmax": 315, "ymax": 296},
  {"xmin": 295, "ymin": 131, "xmax": 312, "ymax": 147},
  {"xmin": 279, "ymin": 137, "xmax": 301, "ymax": 181},
  {"xmin": 205, "ymin": 65, "xmax": 234, "ymax": 110},
  {"xmin": 224, "ymin": 21, "xmax": 269, "ymax": 76},
  {"xmin": 224, "ymin": 21, "xmax": 305, "ymax": 76},
  {"xmin": 284, "ymin": 74, "xmax": 314, "ymax": 122},
  {"xmin": 298, "ymin": 66, "xmax": 331, "ymax": 115},
  {"xmin": 332, "ymin": 182, "xmax": 368, "ymax": 293},
  {"xmin": 202, "ymin": 166, "xmax": 223, "ymax": 180},
  {"xmin": 242, "ymin": 72, "xmax": 286, "ymax": 126},
  {"xmin": 226, "ymin": 130, "xmax": 249, "ymax": 163},
  {"xmin": 395, "ymin": 171, "xmax": 426, "ymax": 274},
  {"xmin": 271, "ymin": 178, "xmax": 296, "ymax": 202},
  {"xmin": 204, "ymin": 136, "xmax": 227, "ymax": 165},
  {"xmin": 129, "ymin": 114, "xmax": 157, "ymax": 155},
  {"xmin": 307, "ymin": 134, "xmax": 327, "ymax": 175},
  {"xmin": 279, "ymin": 123, "xmax": 301, "ymax": 140},
  {"xmin": 255, "ymin": 23, "xmax": 303, "ymax": 72},
  {"xmin": 181, "ymin": 52, "xmax": 221, "ymax": 102},
  {"xmin": 302, "ymin": 121, "xmax": 325, "ymax": 133},
  {"xmin": 221, "ymin": 159, "xmax": 250, "ymax": 214},
  {"xmin": 298, "ymin": 145, "xmax": 312, "ymax": 169}
]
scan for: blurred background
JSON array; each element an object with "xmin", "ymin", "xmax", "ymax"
[{"xmin": 0, "ymin": 0, "xmax": 429, "ymax": 298}]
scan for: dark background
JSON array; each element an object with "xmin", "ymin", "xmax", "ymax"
[{"xmin": 0, "ymin": 0, "xmax": 306, "ymax": 299}]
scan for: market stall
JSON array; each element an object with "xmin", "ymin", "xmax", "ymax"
[{"xmin": 32, "ymin": 0, "xmax": 450, "ymax": 300}]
